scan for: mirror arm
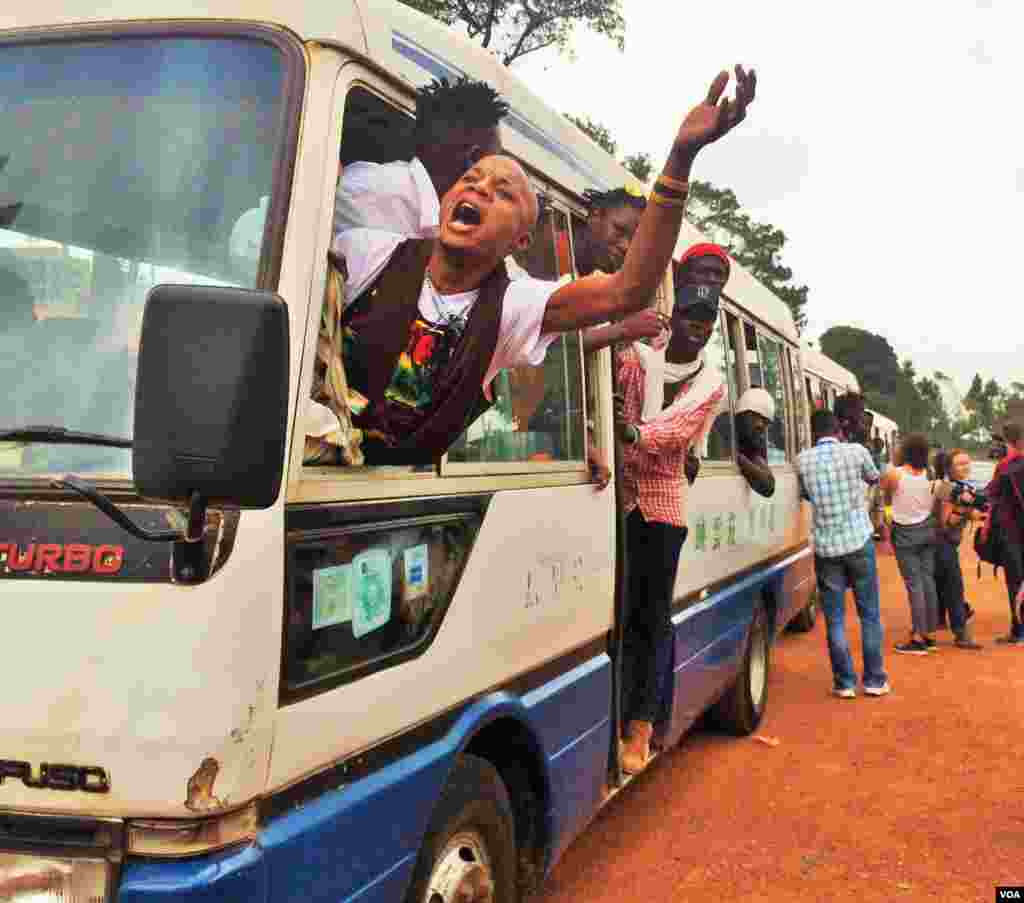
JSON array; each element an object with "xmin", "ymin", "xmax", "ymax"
[
  {"xmin": 54, "ymin": 475, "xmax": 182, "ymax": 542},
  {"xmin": 54, "ymin": 476, "xmax": 212, "ymax": 585}
]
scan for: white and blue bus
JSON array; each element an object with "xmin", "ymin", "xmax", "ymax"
[{"xmin": 0, "ymin": 2, "xmax": 817, "ymax": 900}]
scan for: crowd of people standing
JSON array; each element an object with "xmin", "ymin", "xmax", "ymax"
[{"xmin": 797, "ymin": 398, "xmax": 1024, "ymax": 699}]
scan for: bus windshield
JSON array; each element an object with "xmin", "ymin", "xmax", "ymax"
[{"xmin": 0, "ymin": 34, "xmax": 289, "ymax": 479}]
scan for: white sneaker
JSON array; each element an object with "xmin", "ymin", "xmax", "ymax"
[
  {"xmin": 863, "ymin": 682, "xmax": 891, "ymax": 697},
  {"xmin": 832, "ymin": 686, "xmax": 857, "ymax": 699}
]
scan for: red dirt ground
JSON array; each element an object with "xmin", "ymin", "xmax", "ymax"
[{"xmin": 538, "ymin": 540, "xmax": 1024, "ymax": 903}]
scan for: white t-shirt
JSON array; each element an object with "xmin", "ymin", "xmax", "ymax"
[
  {"xmin": 306, "ymin": 229, "xmax": 561, "ymax": 439},
  {"xmin": 333, "ymin": 157, "xmax": 439, "ymax": 241}
]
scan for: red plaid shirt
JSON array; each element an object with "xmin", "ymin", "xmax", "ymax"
[{"xmin": 617, "ymin": 346, "xmax": 724, "ymax": 527}]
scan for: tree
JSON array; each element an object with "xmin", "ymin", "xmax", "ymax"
[
  {"xmin": 565, "ymin": 115, "xmax": 650, "ymax": 182},
  {"xmin": 621, "ymin": 152, "xmax": 652, "ymax": 184},
  {"xmin": 565, "ymin": 114, "xmax": 616, "ymax": 155},
  {"xmin": 399, "ymin": 0, "xmax": 625, "ymax": 66},
  {"xmin": 563, "ymin": 124, "xmax": 811, "ymax": 329},
  {"xmin": 818, "ymin": 325, "xmax": 937, "ymax": 435},
  {"xmin": 687, "ymin": 180, "xmax": 809, "ymax": 333}
]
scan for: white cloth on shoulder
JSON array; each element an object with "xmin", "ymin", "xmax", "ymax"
[{"xmin": 632, "ymin": 344, "xmax": 709, "ymax": 422}]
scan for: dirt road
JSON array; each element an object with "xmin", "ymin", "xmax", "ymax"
[{"xmin": 539, "ymin": 541, "xmax": 1024, "ymax": 903}]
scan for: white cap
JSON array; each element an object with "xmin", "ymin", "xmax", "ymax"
[{"xmin": 736, "ymin": 387, "xmax": 775, "ymax": 421}]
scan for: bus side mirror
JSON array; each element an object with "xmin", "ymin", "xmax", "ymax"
[{"xmin": 133, "ymin": 284, "xmax": 289, "ymax": 509}]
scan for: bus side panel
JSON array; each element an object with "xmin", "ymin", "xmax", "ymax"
[
  {"xmin": 258, "ymin": 654, "xmax": 611, "ymax": 903},
  {"xmin": 666, "ymin": 579, "xmax": 754, "ymax": 739},
  {"xmin": 664, "ymin": 550, "xmax": 809, "ymax": 746},
  {"xmin": 778, "ymin": 548, "xmax": 814, "ymax": 629},
  {"xmin": 119, "ymin": 844, "xmax": 267, "ymax": 902},
  {"xmin": 522, "ymin": 653, "xmax": 612, "ymax": 868}
]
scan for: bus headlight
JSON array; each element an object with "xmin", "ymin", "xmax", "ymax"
[
  {"xmin": 0, "ymin": 851, "xmax": 109, "ymax": 902},
  {"xmin": 126, "ymin": 803, "xmax": 259, "ymax": 858}
]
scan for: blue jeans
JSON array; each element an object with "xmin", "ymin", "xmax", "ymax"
[{"xmin": 815, "ymin": 540, "xmax": 887, "ymax": 691}]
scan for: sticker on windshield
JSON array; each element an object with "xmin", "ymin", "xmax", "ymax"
[
  {"xmin": 352, "ymin": 548, "xmax": 392, "ymax": 638},
  {"xmin": 312, "ymin": 563, "xmax": 353, "ymax": 630},
  {"xmin": 403, "ymin": 544, "xmax": 429, "ymax": 601}
]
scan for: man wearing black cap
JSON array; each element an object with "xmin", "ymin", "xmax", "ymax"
[{"xmin": 614, "ymin": 246, "xmax": 728, "ymax": 774}]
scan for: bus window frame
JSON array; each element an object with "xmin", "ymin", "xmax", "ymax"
[
  {"xmin": 289, "ymin": 65, "xmax": 594, "ymax": 503},
  {"xmin": 730, "ymin": 307, "xmax": 799, "ymax": 467},
  {"xmin": 696, "ymin": 302, "xmax": 743, "ymax": 471}
]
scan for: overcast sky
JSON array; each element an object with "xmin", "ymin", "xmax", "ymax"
[{"xmin": 512, "ymin": 0, "xmax": 1021, "ymax": 395}]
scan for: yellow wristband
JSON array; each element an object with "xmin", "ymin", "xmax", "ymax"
[{"xmin": 656, "ymin": 174, "xmax": 689, "ymax": 193}]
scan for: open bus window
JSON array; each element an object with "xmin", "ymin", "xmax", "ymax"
[
  {"xmin": 282, "ymin": 514, "xmax": 480, "ymax": 700},
  {"xmin": 754, "ymin": 333, "xmax": 791, "ymax": 463},
  {"xmin": 446, "ymin": 203, "xmax": 585, "ymax": 466},
  {"xmin": 702, "ymin": 312, "xmax": 735, "ymax": 461}
]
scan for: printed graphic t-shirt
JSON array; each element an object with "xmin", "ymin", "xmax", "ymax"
[{"xmin": 305, "ymin": 228, "xmax": 560, "ymax": 440}]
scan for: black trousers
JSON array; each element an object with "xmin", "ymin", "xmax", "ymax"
[
  {"xmin": 622, "ymin": 508, "xmax": 687, "ymax": 724},
  {"xmin": 934, "ymin": 539, "xmax": 969, "ymax": 633},
  {"xmin": 998, "ymin": 534, "xmax": 1024, "ymax": 632}
]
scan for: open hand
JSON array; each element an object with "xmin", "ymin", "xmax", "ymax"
[{"xmin": 675, "ymin": 65, "xmax": 756, "ymax": 156}]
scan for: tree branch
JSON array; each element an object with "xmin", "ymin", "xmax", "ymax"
[
  {"xmin": 503, "ymin": 3, "xmax": 556, "ymax": 63},
  {"xmin": 456, "ymin": 0, "xmax": 485, "ymax": 37},
  {"xmin": 504, "ymin": 34, "xmax": 560, "ymax": 63},
  {"xmin": 481, "ymin": 0, "xmax": 500, "ymax": 47}
]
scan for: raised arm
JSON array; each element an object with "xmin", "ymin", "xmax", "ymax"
[{"xmin": 541, "ymin": 67, "xmax": 756, "ymax": 335}]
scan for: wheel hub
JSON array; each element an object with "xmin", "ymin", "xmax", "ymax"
[
  {"xmin": 426, "ymin": 831, "xmax": 494, "ymax": 903},
  {"xmin": 749, "ymin": 625, "xmax": 767, "ymax": 707}
]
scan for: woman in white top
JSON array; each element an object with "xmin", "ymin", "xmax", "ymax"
[{"xmin": 880, "ymin": 433, "xmax": 941, "ymax": 655}]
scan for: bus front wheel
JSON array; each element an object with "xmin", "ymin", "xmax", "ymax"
[
  {"xmin": 709, "ymin": 604, "xmax": 769, "ymax": 736},
  {"xmin": 405, "ymin": 754, "xmax": 518, "ymax": 903}
]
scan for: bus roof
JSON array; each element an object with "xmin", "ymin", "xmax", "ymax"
[
  {"xmin": 801, "ymin": 348, "xmax": 860, "ymax": 393},
  {"xmin": 1, "ymin": 0, "xmax": 798, "ymax": 343}
]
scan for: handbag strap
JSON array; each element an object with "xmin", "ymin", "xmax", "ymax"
[{"xmin": 1008, "ymin": 469, "xmax": 1024, "ymax": 512}]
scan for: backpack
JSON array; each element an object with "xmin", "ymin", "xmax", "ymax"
[
  {"xmin": 974, "ymin": 466, "xmax": 1024, "ymax": 578},
  {"xmin": 974, "ymin": 513, "xmax": 1003, "ymax": 578}
]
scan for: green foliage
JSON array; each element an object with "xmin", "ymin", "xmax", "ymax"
[
  {"xmin": 621, "ymin": 152, "xmax": 652, "ymax": 183},
  {"xmin": 565, "ymin": 114, "xmax": 617, "ymax": 155},
  {"xmin": 399, "ymin": 0, "xmax": 625, "ymax": 65},
  {"xmin": 565, "ymin": 116, "xmax": 650, "ymax": 183},
  {"xmin": 819, "ymin": 326, "xmax": 1023, "ymax": 448},
  {"xmin": 687, "ymin": 180, "xmax": 809, "ymax": 333}
]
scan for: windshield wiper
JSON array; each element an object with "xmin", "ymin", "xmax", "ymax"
[{"xmin": 0, "ymin": 425, "xmax": 132, "ymax": 448}]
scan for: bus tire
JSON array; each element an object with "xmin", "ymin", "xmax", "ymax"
[
  {"xmin": 709, "ymin": 604, "xmax": 769, "ymax": 736},
  {"xmin": 788, "ymin": 594, "xmax": 817, "ymax": 633},
  {"xmin": 404, "ymin": 754, "xmax": 519, "ymax": 903}
]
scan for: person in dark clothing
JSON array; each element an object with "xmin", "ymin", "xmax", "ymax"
[
  {"xmin": 985, "ymin": 423, "xmax": 1024, "ymax": 643},
  {"xmin": 835, "ymin": 392, "xmax": 870, "ymax": 446},
  {"xmin": 734, "ymin": 387, "xmax": 775, "ymax": 497},
  {"xmin": 932, "ymin": 448, "xmax": 983, "ymax": 649}
]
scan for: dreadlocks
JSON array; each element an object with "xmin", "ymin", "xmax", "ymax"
[
  {"xmin": 583, "ymin": 187, "xmax": 647, "ymax": 213},
  {"xmin": 414, "ymin": 77, "xmax": 509, "ymax": 145}
]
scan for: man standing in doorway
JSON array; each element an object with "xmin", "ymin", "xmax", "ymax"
[
  {"xmin": 613, "ymin": 243, "xmax": 730, "ymax": 774},
  {"xmin": 797, "ymin": 409, "xmax": 890, "ymax": 698}
]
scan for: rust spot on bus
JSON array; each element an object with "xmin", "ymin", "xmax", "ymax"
[{"xmin": 184, "ymin": 757, "xmax": 223, "ymax": 813}]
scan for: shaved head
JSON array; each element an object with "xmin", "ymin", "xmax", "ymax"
[
  {"xmin": 479, "ymin": 154, "xmax": 538, "ymax": 233},
  {"xmin": 438, "ymin": 155, "xmax": 540, "ymax": 263}
]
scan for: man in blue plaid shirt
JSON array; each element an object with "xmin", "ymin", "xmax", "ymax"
[{"xmin": 797, "ymin": 408, "xmax": 890, "ymax": 698}]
